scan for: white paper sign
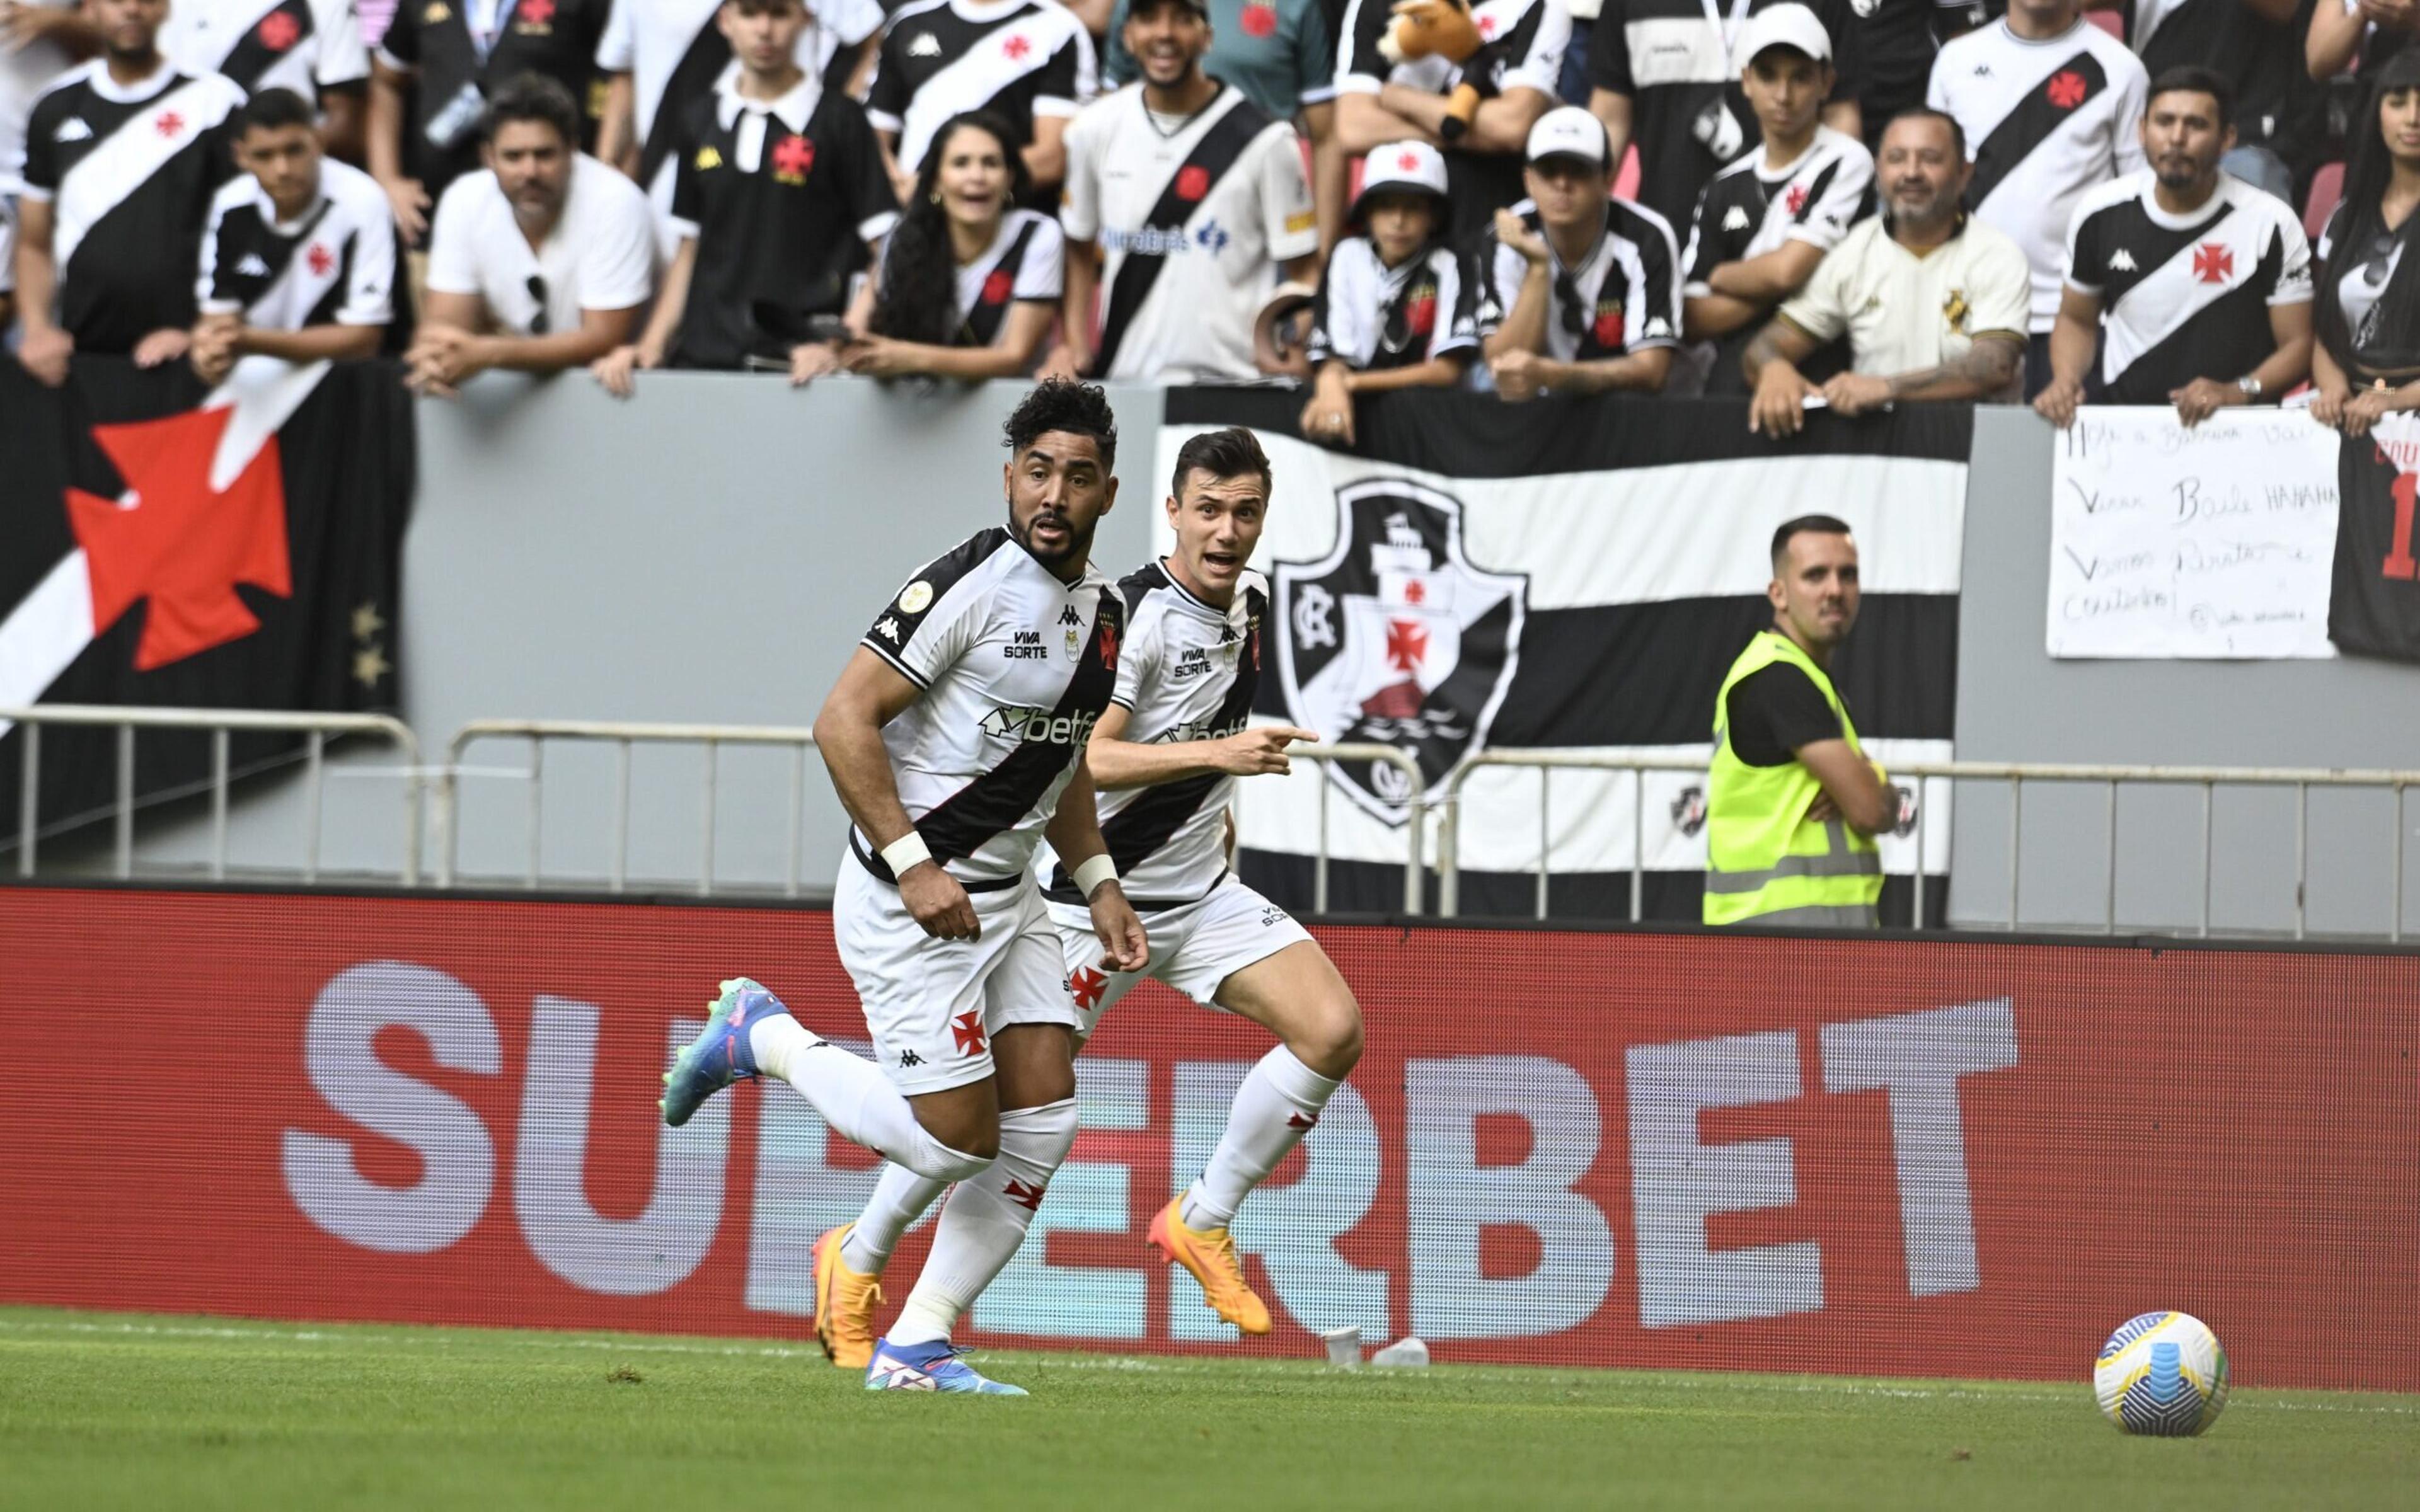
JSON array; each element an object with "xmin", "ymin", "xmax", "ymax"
[{"xmin": 2046, "ymin": 407, "xmax": 2341, "ymax": 659}]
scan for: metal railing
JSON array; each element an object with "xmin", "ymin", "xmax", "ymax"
[
  {"xmin": 1430, "ymin": 752, "xmax": 2420, "ymax": 940},
  {"xmin": 438, "ymin": 718, "xmax": 822, "ymax": 893},
  {"xmin": 1274, "ymin": 743, "xmax": 1428, "ymax": 915},
  {"xmin": 1, "ymin": 704, "xmax": 424, "ymax": 885}
]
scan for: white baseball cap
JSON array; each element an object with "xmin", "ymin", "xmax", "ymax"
[
  {"xmin": 1524, "ymin": 105, "xmax": 1610, "ymax": 166},
  {"xmin": 1735, "ymin": 3, "xmax": 1831, "ymax": 66},
  {"xmin": 1352, "ymin": 139, "xmax": 1450, "ymax": 220}
]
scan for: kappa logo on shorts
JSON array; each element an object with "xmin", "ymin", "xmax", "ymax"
[
  {"xmin": 1274, "ymin": 481, "xmax": 1526, "ymax": 825},
  {"xmin": 897, "ymin": 1050, "xmax": 924, "ymax": 1067}
]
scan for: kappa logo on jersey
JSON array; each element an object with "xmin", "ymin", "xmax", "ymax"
[
  {"xmin": 1057, "ymin": 605, "xmax": 1082, "ymax": 626},
  {"xmin": 2108, "ymin": 247, "xmax": 2137, "ymax": 272},
  {"xmin": 1722, "ymin": 204, "xmax": 1749, "ymax": 231},
  {"xmin": 235, "ymin": 252, "xmax": 273, "ymax": 277},
  {"xmin": 908, "ymin": 30, "xmax": 942, "ymax": 56},
  {"xmin": 1273, "ymin": 481, "xmax": 1526, "ymax": 825},
  {"xmin": 979, "ymin": 703, "xmax": 1100, "ymax": 745},
  {"xmin": 54, "ymin": 116, "xmax": 94, "ymax": 142}
]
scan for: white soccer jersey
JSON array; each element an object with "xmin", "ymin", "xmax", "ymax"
[
  {"xmin": 1061, "ymin": 83, "xmax": 1318, "ymax": 382},
  {"xmin": 1039, "ymin": 560, "xmax": 1267, "ymax": 907},
  {"xmin": 1306, "ymin": 239, "xmax": 1476, "ymax": 371},
  {"xmin": 163, "ymin": 0, "xmax": 370, "ymax": 101},
  {"xmin": 2063, "ymin": 169, "xmax": 2310, "ymax": 403},
  {"xmin": 865, "ymin": 0, "xmax": 1097, "ymax": 175},
  {"xmin": 1927, "ymin": 16, "xmax": 2147, "ymax": 333},
  {"xmin": 1681, "ymin": 126, "xmax": 1872, "ymax": 297},
  {"xmin": 857, "ymin": 527, "xmax": 1124, "ymax": 890},
  {"xmin": 197, "ymin": 156, "xmax": 396, "ymax": 330}
]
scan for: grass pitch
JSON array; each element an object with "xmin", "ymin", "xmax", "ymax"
[{"xmin": 1, "ymin": 1307, "xmax": 2411, "ymax": 1511}]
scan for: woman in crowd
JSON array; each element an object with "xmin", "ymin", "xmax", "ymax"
[
  {"xmin": 1296, "ymin": 141, "xmax": 1476, "ymax": 447},
  {"xmin": 839, "ymin": 110, "xmax": 1064, "ymax": 381},
  {"xmin": 2312, "ymin": 50, "xmax": 2420, "ymax": 438}
]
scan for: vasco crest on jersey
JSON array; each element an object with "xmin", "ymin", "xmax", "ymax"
[{"xmin": 1272, "ymin": 480, "xmax": 1525, "ymax": 824}]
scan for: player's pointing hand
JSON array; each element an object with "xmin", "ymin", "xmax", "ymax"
[
  {"xmin": 899, "ymin": 859, "xmax": 981, "ymax": 942},
  {"xmin": 1216, "ymin": 726, "xmax": 1318, "ymax": 776}
]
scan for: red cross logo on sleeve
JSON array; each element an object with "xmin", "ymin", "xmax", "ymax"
[
  {"xmin": 2191, "ymin": 241, "xmax": 2235, "ymax": 284},
  {"xmin": 1385, "ymin": 618, "xmax": 1427, "ymax": 673},
  {"xmin": 1003, "ymin": 32, "xmax": 1031, "ymax": 59},
  {"xmin": 258, "ymin": 10, "xmax": 300, "ymax": 49},
  {"xmin": 951, "ymin": 1011, "xmax": 988, "ymax": 1056},
  {"xmin": 2045, "ymin": 69, "xmax": 2087, "ymax": 110},
  {"xmin": 772, "ymin": 133, "xmax": 815, "ymax": 182},
  {"xmin": 1069, "ymin": 965, "xmax": 1109, "ymax": 1011}
]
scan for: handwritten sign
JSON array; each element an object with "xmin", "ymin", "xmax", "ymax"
[{"xmin": 2046, "ymin": 408, "xmax": 2341, "ymax": 659}]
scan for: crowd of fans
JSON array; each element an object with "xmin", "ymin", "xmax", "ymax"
[{"xmin": 3, "ymin": 0, "xmax": 2417, "ymax": 439}]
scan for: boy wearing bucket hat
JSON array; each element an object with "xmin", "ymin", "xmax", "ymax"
[
  {"xmin": 1298, "ymin": 139, "xmax": 1477, "ymax": 444},
  {"xmin": 1473, "ymin": 103, "xmax": 1682, "ymax": 399}
]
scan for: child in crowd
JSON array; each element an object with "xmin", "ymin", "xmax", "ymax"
[{"xmin": 1297, "ymin": 140, "xmax": 1476, "ymax": 447}]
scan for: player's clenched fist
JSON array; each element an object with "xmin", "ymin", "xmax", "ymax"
[
  {"xmin": 899, "ymin": 859, "xmax": 981, "ymax": 941},
  {"xmin": 1214, "ymin": 726, "xmax": 1317, "ymax": 776}
]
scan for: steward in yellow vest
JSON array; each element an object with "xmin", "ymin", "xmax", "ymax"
[{"xmin": 1703, "ymin": 516, "xmax": 1904, "ymax": 927}]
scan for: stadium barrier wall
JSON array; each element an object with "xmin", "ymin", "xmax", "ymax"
[{"xmin": 4, "ymin": 886, "xmax": 2412, "ymax": 1390}]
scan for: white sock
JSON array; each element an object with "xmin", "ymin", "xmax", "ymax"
[
  {"xmin": 750, "ymin": 1015, "xmax": 992, "ymax": 1184},
  {"xmin": 885, "ymin": 1097, "xmax": 1080, "ymax": 1347},
  {"xmin": 1180, "ymin": 1045, "xmax": 1340, "ymax": 1231},
  {"xmin": 843, "ymin": 1164, "xmax": 947, "ymax": 1274}
]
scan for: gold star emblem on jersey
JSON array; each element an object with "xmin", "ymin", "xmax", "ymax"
[
  {"xmin": 694, "ymin": 144, "xmax": 723, "ymax": 171},
  {"xmin": 1942, "ymin": 289, "xmax": 1970, "ymax": 334},
  {"xmin": 423, "ymin": 1, "xmax": 449, "ymax": 21}
]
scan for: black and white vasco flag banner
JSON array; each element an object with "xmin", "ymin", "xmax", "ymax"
[{"xmin": 1156, "ymin": 390, "xmax": 1968, "ymax": 922}]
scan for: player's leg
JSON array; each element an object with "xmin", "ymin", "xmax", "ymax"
[
  {"xmin": 865, "ymin": 893, "xmax": 1083, "ymax": 1395},
  {"xmin": 818, "ymin": 902, "xmax": 1149, "ymax": 1366},
  {"xmin": 662, "ymin": 861, "xmax": 1005, "ymax": 1181},
  {"xmin": 1150, "ymin": 888, "xmax": 1361, "ymax": 1334}
]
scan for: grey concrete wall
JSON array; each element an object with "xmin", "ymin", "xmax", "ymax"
[
  {"xmin": 1948, "ymin": 406, "xmax": 2419, "ymax": 936},
  {"xmin": 67, "ymin": 387, "xmax": 2420, "ymax": 936}
]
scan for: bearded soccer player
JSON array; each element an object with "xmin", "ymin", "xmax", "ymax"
[
  {"xmin": 809, "ymin": 425, "xmax": 1365, "ymax": 1367},
  {"xmin": 660, "ymin": 379, "xmax": 1149, "ymax": 1396}
]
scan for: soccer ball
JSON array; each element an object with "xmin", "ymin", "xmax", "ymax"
[{"xmin": 2094, "ymin": 1311, "xmax": 2230, "ymax": 1436}]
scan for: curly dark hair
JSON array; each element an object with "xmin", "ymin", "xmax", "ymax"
[
  {"xmin": 1004, "ymin": 379, "xmax": 1117, "ymax": 470},
  {"xmin": 483, "ymin": 72, "xmax": 582, "ymax": 149},
  {"xmin": 869, "ymin": 112, "xmax": 1031, "ymax": 347}
]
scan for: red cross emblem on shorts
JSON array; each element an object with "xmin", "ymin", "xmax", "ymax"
[
  {"xmin": 306, "ymin": 242, "xmax": 335, "ymax": 277},
  {"xmin": 951, "ymin": 1011, "xmax": 987, "ymax": 1056},
  {"xmin": 2044, "ymin": 69, "xmax": 2087, "ymax": 110},
  {"xmin": 2192, "ymin": 241, "xmax": 2234, "ymax": 284},
  {"xmin": 772, "ymin": 133, "xmax": 814, "ymax": 182},
  {"xmin": 1069, "ymin": 965, "xmax": 1109, "ymax": 1011},
  {"xmin": 153, "ymin": 110, "xmax": 185, "ymax": 138},
  {"xmin": 258, "ymin": 10, "xmax": 300, "ymax": 49},
  {"xmin": 1002, "ymin": 1177, "xmax": 1047, "ymax": 1211}
]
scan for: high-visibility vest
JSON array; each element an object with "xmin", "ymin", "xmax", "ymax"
[{"xmin": 1702, "ymin": 630, "xmax": 1883, "ymax": 927}]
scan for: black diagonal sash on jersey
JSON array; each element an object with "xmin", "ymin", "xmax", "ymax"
[
  {"xmin": 1093, "ymin": 94, "xmax": 1268, "ymax": 377},
  {"xmin": 216, "ymin": 0, "xmax": 319, "ymax": 91},
  {"xmin": 640, "ymin": 21, "xmax": 734, "ymax": 192},
  {"xmin": 961, "ymin": 216, "xmax": 1043, "ymax": 348},
  {"xmin": 301, "ymin": 234, "xmax": 359, "ymax": 328},
  {"xmin": 1051, "ymin": 583, "xmax": 1265, "ymax": 899},
  {"xmin": 1967, "ymin": 52, "xmax": 2109, "ymax": 210},
  {"xmin": 859, "ymin": 582, "xmax": 1126, "ymax": 881}
]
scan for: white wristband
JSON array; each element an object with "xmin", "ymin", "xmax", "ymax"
[
  {"xmin": 880, "ymin": 831, "xmax": 933, "ymax": 877},
  {"xmin": 1072, "ymin": 854, "xmax": 1119, "ymax": 899}
]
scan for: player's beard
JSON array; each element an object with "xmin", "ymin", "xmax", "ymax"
[{"xmin": 1010, "ymin": 504, "xmax": 1094, "ymax": 575}]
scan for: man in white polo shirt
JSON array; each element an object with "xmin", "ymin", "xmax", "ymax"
[
  {"xmin": 406, "ymin": 72, "xmax": 654, "ymax": 395},
  {"xmin": 1743, "ymin": 106, "xmax": 2028, "ymax": 436}
]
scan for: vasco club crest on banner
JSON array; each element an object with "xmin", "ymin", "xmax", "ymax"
[{"xmin": 1273, "ymin": 479, "xmax": 1525, "ymax": 822}]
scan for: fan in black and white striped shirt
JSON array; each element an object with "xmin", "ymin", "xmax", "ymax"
[
  {"xmin": 2034, "ymin": 66, "xmax": 2312, "ymax": 428},
  {"xmin": 864, "ymin": 0, "xmax": 1097, "ymax": 204},
  {"xmin": 192, "ymin": 88, "xmax": 398, "ymax": 386}
]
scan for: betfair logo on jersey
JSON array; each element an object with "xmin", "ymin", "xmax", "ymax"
[
  {"xmin": 1152, "ymin": 714, "xmax": 1249, "ymax": 745},
  {"xmin": 1004, "ymin": 629, "xmax": 1051, "ymax": 660},
  {"xmin": 980, "ymin": 705, "xmax": 1100, "ymax": 747}
]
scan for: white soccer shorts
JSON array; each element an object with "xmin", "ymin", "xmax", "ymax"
[
  {"xmin": 1046, "ymin": 876, "xmax": 1313, "ymax": 1037},
  {"xmin": 833, "ymin": 854, "xmax": 1081, "ymax": 1096}
]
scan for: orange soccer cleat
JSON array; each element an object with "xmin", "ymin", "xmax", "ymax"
[
  {"xmin": 812, "ymin": 1223, "xmax": 884, "ymax": 1370},
  {"xmin": 1148, "ymin": 1197, "xmax": 1272, "ymax": 1336}
]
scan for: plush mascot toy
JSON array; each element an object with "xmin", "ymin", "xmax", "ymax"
[{"xmin": 1377, "ymin": 0, "xmax": 1489, "ymax": 142}]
